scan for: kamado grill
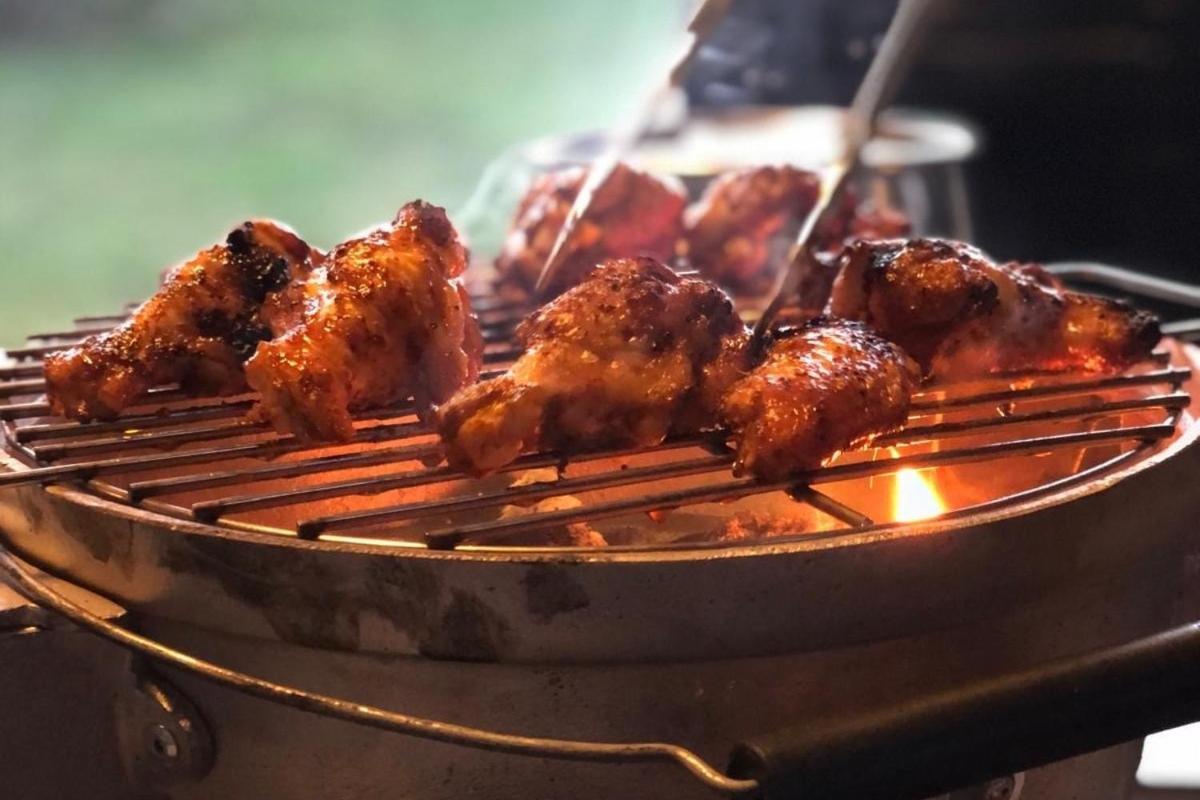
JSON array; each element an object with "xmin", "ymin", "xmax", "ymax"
[{"xmin": 3, "ymin": 262, "xmax": 1200, "ymax": 800}]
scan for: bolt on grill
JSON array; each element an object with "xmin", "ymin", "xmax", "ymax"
[{"xmin": 2, "ymin": 274, "xmax": 1197, "ymax": 552}]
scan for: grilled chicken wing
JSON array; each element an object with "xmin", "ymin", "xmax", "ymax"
[
  {"xmin": 722, "ymin": 318, "xmax": 919, "ymax": 481},
  {"xmin": 683, "ymin": 165, "xmax": 909, "ymax": 294},
  {"xmin": 245, "ymin": 201, "xmax": 483, "ymax": 441},
  {"xmin": 44, "ymin": 221, "xmax": 319, "ymax": 420},
  {"xmin": 439, "ymin": 257, "xmax": 747, "ymax": 475},
  {"xmin": 827, "ymin": 238, "xmax": 1161, "ymax": 379},
  {"xmin": 494, "ymin": 163, "xmax": 686, "ymax": 298}
]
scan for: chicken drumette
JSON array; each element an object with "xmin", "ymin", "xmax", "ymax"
[
  {"xmin": 245, "ymin": 201, "xmax": 482, "ymax": 441},
  {"xmin": 683, "ymin": 165, "xmax": 910, "ymax": 295},
  {"xmin": 44, "ymin": 221, "xmax": 320, "ymax": 420},
  {"xmin": 439, "ymin": 257, "xmax": 748, "ymax": 475},
  {"xmin": 827, "ymin": 238, "xmax": 1161, "ymax": 379},
  {"xmin": 721, "ymin": 318, "xmax": 919, "ymax": 481},
  {"xmin": 493, "ymin": 163, "xmax": 686, "ymax": 298}
]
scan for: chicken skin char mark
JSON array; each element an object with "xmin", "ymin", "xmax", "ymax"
[
  {"xmin": 44, "ymin": 220, "xmax": 320, "ymax": 421},
  {"xmin": 245, "ymin": 201, "xmax": 482, "ymax": 442},
  {"xmin": 439, "ymin": 257, "xmax": 750, "ymax": 476},
  {"xmin": 683, "ymin": 164, "xmax": 910, "ymax": 295},
  {"xmin": 827, "ymin": 238, "xmax": 1161, "ymax": 379},
  {"xmin": 722, "ymin": 318, "xmax": 920, "ymax": 481},
  {"xmin": 494, "ymin": 162, "xmax": 687, "ymax": 299}
]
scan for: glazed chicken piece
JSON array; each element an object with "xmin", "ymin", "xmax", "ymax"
[
  {"xmin": 44, "ymin": 221, "xmax": 319, "ymax": 420},
  {"xmin": 439, "ymin": 257, "xmax": 748, "ymax": 475},
  {"xmin": 722, "ymin": 318, "xmax": 919, "ymax": 481},
  {"xmin": 494, "ymin": 162, "xmax": 687, "ymax": 298},
  {"xmin": 827, "ymin": 238, "xmax": 1161, "ymax": 379},
  {"xmin": 245, "ymin": 201, "xmax": 483, "ymax": 441},
  {"xmin": 683, "ymin": 165, "xmax": 910, "ymax": 295}
]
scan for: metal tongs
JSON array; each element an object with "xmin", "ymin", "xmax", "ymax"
[
  {"xmin": 751, "ymin": 0, "xmax": 947, "ymax": 347},
  {"xmin": 532, "ymin": 0, "xmax": 734, "ymax": 299}
]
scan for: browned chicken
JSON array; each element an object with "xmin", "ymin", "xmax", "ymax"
[
  {"xmin": 245, "ymin": 201, "xmax": 483, "ymax": 441},
  {"xmin": 438, "ymin": 257, "xmax": 748, "ymax": 475},
  {"xmin": 493, "ymin": 163, "xmax": 687, "ymax": 298},
  {"xmin": 683, "ymin": 165, "xmax": 910, "ymax": 294},
  {"xmin": 44, "ymin": 221, "xmax": 320, "ymax": 420},
  {"xmin": 721, "ymin": 318, "xmax": 919, "ymax": 481},
  {"xmin": 827, "ymin": 238, "xmax": 1161, "ymax": 379}
]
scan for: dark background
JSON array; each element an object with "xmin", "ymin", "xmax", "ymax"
[{"xmin": 687, "ymin": 0, "xmax": 1200, "ymax": 281}]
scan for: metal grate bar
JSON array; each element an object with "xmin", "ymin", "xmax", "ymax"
[
  {"xmin": 14, "ymin": 401, "xmax": 257, "ymax": 443},
  {"xmin": 0, "ymin": 416, "xmax": 437, "ymax": 490},
  {"xmin": 0, "ymin": 364, "xmax": 508, "ymax": 424},
  {"xmin": 0, "ymin": 440, "xmax": 281, "ymax": 489},
  {"xmin": 27, "ymin": 325, "xmax": 117, "ymax": 340},
  {"xmin": 5, "ymin": 339, "xmax": 518, "ymax": 383},
  {"xmin": 0, "ymin": 364, "xmax": 44, "ymax": 381},
  {"xmin": 877, "ymin": 392, "xmax": 1188, "ymax": 444},
  {"xmin": 27, "ymin": 418, "xmax": 280, "ymax": 460},
  {"xmin": 299, "ymin": 396, "xmax": 1180, "ymax": 541},
  {"xmin": 260, "ymin": 393, "xmax": 1180, "ymax": 537},
  {"xmin": 8, "ymin": 365, "xmax": 1183, "ymax": 463},
  {"xmin": 1163, "ymin": 318, "xmax": 1200, "ymax": 342},
  {"xmin": 296, "ymin": 452, "xmax": 729, "ymax": 539},
  {"xmin": 73, "ymin": 313, "xmax": 130, "ymax": 325},
  {"xmin": 0, "ymin": 365, "xmax": 1186, "ymax": 493},
  {"xmin": 909, "ymin": 367, "xmax": 1189, "ymax": 413},
  {"xmin": 0, "ymin": 379, "xmax": 49, "ymax": 399},
  {"xmin": 790, "ymin": 486, "xmax": 875, "ymax": 527},
  {"xmin": 30, "ymin": 416, "xmax": 428, "ymax": 462},
  {"xmin": 0, "ymin": 385, "xmax": 196, "ymax": 422},
  {"xmin": 128, "ymin": 442, "xmax": 441, "ymax": 503},
  {"xmin": 191, "ymin": 438, "xmax": 705, "ymax": 524},
  {"xmin": 4, "ymin": 342, "xmax": 74, "ymax": 360},
  {"xmin": 5, "ymin": 298, "xmax": 523, "ymax": 356},
  {"xmin": 423, "ymin": 423, "xmax": 1176, "ymax": 549}
]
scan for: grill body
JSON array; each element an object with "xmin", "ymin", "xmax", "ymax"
[{"xmin": 3, "ymin": 373, "xmax": 1200, "ymax": 798}]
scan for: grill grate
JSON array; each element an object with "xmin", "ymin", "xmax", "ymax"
[{"xmin": 2, "ymin": 272, "xmax": 1197, "ymax": 551}]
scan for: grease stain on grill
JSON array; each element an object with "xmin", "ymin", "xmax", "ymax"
[
  {"xmin": 362, "ymin": 558, "xmax": 443, "ymax": 646},
  {"xmin": 521, "ymin": 564, "xmax": 590, "ymax": 623},
  {"xmin": 51, "ymin": 495, "xmax": 137, "ymax": 579},
  {"xmin": 418, "ymin": 589, "xmax": 511, "ymax": 662},
  {"xmin": 154, "ymin": 540, "xmax": 511, "ymax": 659},
  {"xmin": 158, "ymin": 539, "xmax": 363, "ymax": 651},
  {"xmin": 16, "ymin": 485, "xmax": 46, "ymax": 535}
]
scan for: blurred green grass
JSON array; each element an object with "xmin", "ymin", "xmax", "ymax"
[{"xmin": 0, "ymin": 0, "xmax": 679, "ymax": 345}]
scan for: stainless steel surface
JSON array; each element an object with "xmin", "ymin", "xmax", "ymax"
[
  {"xmin": 0, "ymin": 543, "xmax": 757, "ymax": 797},
  {"xmin": 532, "ymin": 0, "xmax": 733, "ymax": 297},
  {"xmin": 753, "ymin": 0, "xmax": 947, "ymax": 341}
]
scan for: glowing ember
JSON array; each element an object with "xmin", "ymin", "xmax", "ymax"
[{"xmin": 893, "ymin": 468, "xmax": 947, "ymax": 522}]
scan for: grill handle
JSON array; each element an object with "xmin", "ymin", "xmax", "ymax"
[{"xmin": 729, "ymin": 621, "xmax": 1200, "ymax": 799}]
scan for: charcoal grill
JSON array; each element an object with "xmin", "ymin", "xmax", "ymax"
[{"xmin": 4, "ymin": 263, "xmax": 1200, "ymax": 799}]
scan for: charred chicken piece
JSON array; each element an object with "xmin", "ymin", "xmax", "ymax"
[
  {"xmin": 722, "ymin": 318, "xmax": 919, "ymax": 481},
  {"xmin": 245, "ymin": 201, "xmax": 483, "ymax": 441},
  {"xmin": 827, "ymin": 238, "xmax": 1161, "ymax": 379},
  {"xmin": 494, "ymin": 163, "xmax": 687, "ymax": 298},
  {"xmin": 439, "ymin": 257, "xmax": 748, "ymax": 475},
  {"xmin": 44, "ymin": 221, "xmax": 319, "ymax": 421},
  {"xmin": 682, "ymin": 165, "xmax": 910, "ymax": 295}
]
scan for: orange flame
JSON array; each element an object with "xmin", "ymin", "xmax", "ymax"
[{"xmin": 893, "ymin": 468, "xmax": 947, "ymax": 522}]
